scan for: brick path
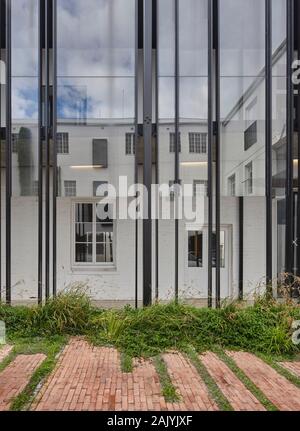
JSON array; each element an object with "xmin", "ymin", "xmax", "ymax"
[
  {"xmin": 163, "ymin": 353, "xmax": 218, "ymax": 411},
  {"xmin": 0, "ymin": 345, "xmax": 13, "ymax": 364},
  {"xmin": 0, "ymin": 353, "xmax": 46, "ymax": 411},
  {"xmin": 279, "ymin": 361, "xmax": 300, "ymax": 378},
  {"xmin": 2, "ymin": 339, "xmax": 300, "ymax": 411},
  {"xmin": 200, "ymin": 352, "xmax": 265, "ymax": 411},
  {"xmin": 227, "ymin": 351, "xmax": 300, "ymax": 411}
]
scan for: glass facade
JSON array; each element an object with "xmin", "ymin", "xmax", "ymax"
[{"xmin": 0, "ymin": 0, "xmax": 297, "ymax": 306}]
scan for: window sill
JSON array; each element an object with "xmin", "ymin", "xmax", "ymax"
[{"xmin": 71, "ymin": 265, "xmax": 117, "ymax": 275}]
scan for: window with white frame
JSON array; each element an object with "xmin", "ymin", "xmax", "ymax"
[
  {"xmin": 74, "ymin": 203, "xmax": 114, "ymax": 265},
  {"xmin": 245, "ymin": 97, "xmax": 257, "ymax": 128},
  {"xmin": 189, "ymin": 133, "xmax": 207, "ymax": 154},
  {"xmin": 193, "ymin": 180, "xmax": 208, "ymax": 197},
  {"xmin": 64, "ymin": 180, "xmax": 77, "ymax": 197},
  {"xmin": 228, "ymin": 174, "xmax": 236, "ymax": 196},
  {"xmin": 245, "ymin": 162, "xmax": 253, "ymax": 195},
  {"xmin": 57, "ymin": 132, "xmax": 69, "ymax": 154},
  {"xmin": 125, "ymin": 133, "xmax": 135, "ymax": 155},
  {"xmin": 169, "ymin": 132, "xmax": 181, "ymax": 153}
]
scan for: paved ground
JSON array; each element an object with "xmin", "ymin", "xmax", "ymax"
[{"xmin": 1, "ymin": 339, "xmax": 300, "ymax": 411}]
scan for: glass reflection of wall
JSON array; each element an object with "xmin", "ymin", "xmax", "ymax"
[
  {"xmin": 220, "ymin": 0, "xmax": 266, "ymax": 296},
  {"xmin": 271, "ymin": 0, "xmax": 287, "ymax": 283},
  {"xmin": 56, "ymin": 0, "xmax": 136, "ymax": 295},
  {"xmin": 11, "ymin": 0, "xmax": 39, "ymax": 299}
]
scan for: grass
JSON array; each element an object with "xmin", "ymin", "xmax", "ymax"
[
  {"xmin": 153, "ymin": 355, "xmax": 180, "ymax": 403},
  {"xmin": 215, "ymin": 348, "xmax": 278, "ymax": 411},
  {"xmin": 120, "ymin": 351, "xmax": 133, "ymax": 373},
  {"xmin": 0, "ymin": 336, "xmax": 67, "ymax": 411},
  {"xmin": 184, "ymin": 346, "xmax": 233, "ymax": 411}
]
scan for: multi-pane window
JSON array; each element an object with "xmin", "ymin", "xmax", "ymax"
[
  {"xmin": 169, "ymin": 133, "xmax": 181, "ymax": 153},
  {"xmin": 228, "ymin": 174, "xmax": 236, "ymax": 196},
  {"xmin": 245, "ymin": 162, "xmax": 253, "ymax": 195},
  {"xmin": 12, "ymin": 133, "xmax": 19, "ymax": 153},
  {"xmin": 125, "ymin": 133, "xmax": 135, "ymax": 155},
  {"xmin": 64, "ymin": 180, "xmax": 77, "ymax": 197},
  {"xmin": 193, "ymin": 180, "xmax": 208, "ymax": 197},
  {"xmin": 189, "ymin": 133, "xmax": 207, "ymax": 154},
  {"xmin": 75, "ymin": 203, "xmax": 114, "ymax": 265},
  {"xmin": 57, "ymin": 132, "xmax": 69, "ymax": 154}
]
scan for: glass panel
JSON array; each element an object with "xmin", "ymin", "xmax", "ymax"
[
  {"xmin": 75, "ymin": 203, "xmax": 93, "ymax": 223},
  {"xmin": 179, "ymin": 0, "xmax": 208, "ymax": 300},
  {"xmin": 157, "ymin": 0, "xmax": 176, "ymax": 300},
  {"xmin": 272, "ymin": 0, "xmax": 287, "ymax": 286},
  {"xmin": 11, "ymin": 0, "xmax": 39, "ymax": 300},
  {"xmin": 76, "ymin": 244, "xmax": 93, "ymax": 263},
  {"xmin": 188, "ymin": 231, "xmax": 203, "ymax": 268},
  {"xmin": 219, "ymin": 0, "xmax": 266, "ymax": 297},
  {"xmin": 75, "ymin": 223, "xmax": 93, "ymax": 242},
  {"xmin": 56, "ymin": 1, "xmax": 136, "ymax": 297}
]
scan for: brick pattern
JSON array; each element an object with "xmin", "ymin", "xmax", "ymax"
[
  {"xmin": 227, "ymin": 351, "xmax": 300, "ymax": 411},
  {"xmin": 200, "ymin": 352, "xmax": 265, "ymax": 411},
  {"xmin": 0, "ymin": 345, "xmax": 13, "ymax": 364},
  {"xmin": 0, "ymin": 354, "xmax": 46, "ymax": 411},
  {"xmin": 34, "ymin": 339, "xmax": 219, "ymax": 411},
  {"xmin": 163, "ymin": 352, "xmax": 218, "ymax": 411},
  {"xmin": 34, "ymin": 339, "xmax": 167, "ymax": 411},
  {"xmin": 279, "ymin": 361, "xmax": 300, "ymax": 378}
]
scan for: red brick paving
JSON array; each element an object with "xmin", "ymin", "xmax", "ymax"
[
  {"xmin": 200, "ymin": 352, "xmax": 265, "ymax": 411},
  {"xmin": 163, "ymin": 352, "xmax": 218, "ymax": 411},
  {"xmin": 0, "ymin": 345, "xmax": 13, "ymax": 364},
  {"xmin": 227, "ymin": 351, "xmax": 300, "ymax": 411},
  {"xmin": 0, "ymin": 353, "xmax": 46, "ymax": 411},
  {"xmin": 279, "ymin": 361, "xmax": 300, "ymax": 378},
  {"xmin": 33, "ymin": 338, "xmax": 166, "ymax": 411},
  {"xmin": 33, "ymin": 339, "xmax": 218, "ymax": 411}
]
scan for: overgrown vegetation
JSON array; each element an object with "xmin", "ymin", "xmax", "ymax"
[{"xmin": 1, "ymin": 288, "xmax": 300, "ymax": 359}]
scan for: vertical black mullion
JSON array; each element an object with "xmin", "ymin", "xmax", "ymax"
[
  {"xmin": 134, "ymin": 0, "xmax": 138, "ymax": 309},
  {"xmin": 266, "ymin": 0, "xmax": 273, "ymax": 296},
  {"xmin": 45, "ymin": 0, "xmax": 50, "ymax": 300},
  {"xmin": 238, "ymin": 197, "xmax": 244, "ymax": 300},
  {"xmin": 5, "ymin": 0, "xmax": 11, "ymax": 305},
  {"xmin": 143, "ymin": 0, "xmax": 152, "ymax": 307},
  {"xmin": 52, "ymin": 0, "xmax": 57, "ymax": 297},
  {"xmin": 174, "ymin": 0, "xmax": 179, "ymax": 303},
  {"xmin": 0, "ymin": 0, "xmax": 2, "ymax": 301},
  {"xmin": 215, "ymin": 0, "xmax": 221, "ymax": 308},
  {"xmin": 38, "ymin": 0, "xmax": 43, "ymax": 305},
  {"xmin": 297, "ymin": 1, "xmax": 300, "ymax": 278},
  {"xmin": 207, "ymin": 0, "xmax": 213, "ymax": 308},
  {"xmin": 285, "ymin": 0, "xmax": 294, "ymax": 278},
  {"xmin": 155, "ymin": 0, "xmax": 159, "ymax": 302}
]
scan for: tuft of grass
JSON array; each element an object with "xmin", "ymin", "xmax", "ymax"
[
  {"xmin": 184, "ymin": 346, "xmax": 233, "ymax": 411},
  {"xmin": 8, "ymin": 336, "xmax": 67, "ymax": 411},
  {"xmin": 153, "ymin": 355, "xmax": 180, "ymax": 403},
  {"xmin": 215, "ymin": 348, "xmax": 278, "ymax": 411},
  {"xmin": 120, "ymin": 352, "xmax": 133, "ymax": 373}
]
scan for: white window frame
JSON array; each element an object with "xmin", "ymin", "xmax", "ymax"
[
  {"xmin": 189, "ymin": 133, "xmax": 207, "ymax": 154},
  {"xmin": 57, "ymin": 132, "xmax": 69, "ymax": 154},
  {"xmin": 72, "ymin": 201, "xmax": 116, "ymax": 269}
]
